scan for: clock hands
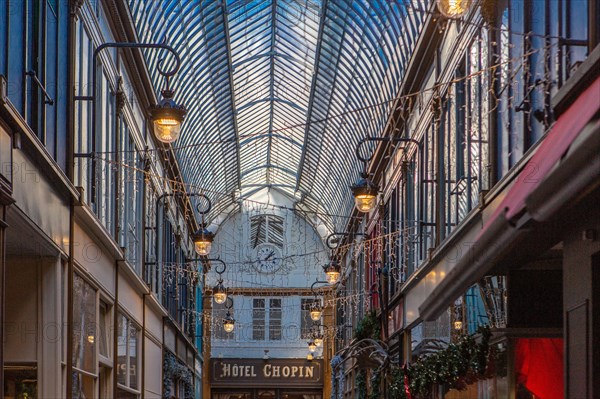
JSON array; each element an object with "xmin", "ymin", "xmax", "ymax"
[{"xmin": 265, "ymin": 250, "xmax": 275, "ymax": 261}]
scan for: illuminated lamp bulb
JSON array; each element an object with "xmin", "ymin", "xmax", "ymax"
[
  {"xmin": 213, "ymin": 282, "xmax": 227, "ymax": 304},
  {"xmin": 310, "ymin": 306, "xmax": 323, "ymax": 321},
  {"xmin": 350, "ymin": 174, "xmax": 379, "ymax": 213},
  {"xmin": 436, "ymin": 0, "xmax": 472, "ymax": 19},
  {"xmin": 192, "ymin": 227, "xmax": 214, "ymax": 256},
  {"xmin": 150, "ymin": 89, "xmax": 186, "ymax": 143},
  {"xmin": 324, "ymin": 260, "xmax": 341, "ymax": 284},
  {"xmin": 223, "ymin": 312, "xmax": 235, "ymax": 333}
]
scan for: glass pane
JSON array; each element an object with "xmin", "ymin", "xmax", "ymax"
[
  {"xmin": 258, "ymin": 390, "xmax": 276, "ymax": 399},
  {"xmin": 99, "ymin": 302, "xmax": 108, "ymax": 357},
  {"xmin": 253, "ymin": 299, "xmax": 265, "ymax": 340},
  {"xmin": 281, "ymin": 393, "xmax": 322, "ymax": 399},
  {"xmin": 4, "ymin": 365, "xmax": 37, "ymax": 399},
  {"xmin": 128, "ymin": 324, "xmax": 139, "ymax": 390},
  {"xmin": 117, "ymin": 314, "xmax": 128, "ymax": 386},
  {"xmin": 212, "ymin": 393, "xmax": 251, "ymax": 399},
  {"xmin": 269, "ymin": 299, "xmax": 282, "ymax": 341},
  {"xmin": 72, "ymin": 372, "xmax": 95, "ymax": 399},
  {"xmin": 116, "ymin": 388, "xmax": 138, "ymax": 399},
  {"xmin": 72, "ymin": 274, "xmax": 96, "ymax": 373}
]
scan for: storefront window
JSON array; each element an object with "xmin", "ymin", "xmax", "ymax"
[
  {"xmin": 72, "ymin": 274, "xmax": 97, "ymax": 372},
  {"xmin": 98, "ymin": 301, "xmax": 110, "ymax": 358},
  {"xmin": 72, "ymin": 273, "xmax": 97, "ymax": 398},
  {"xmin": 4, "ymin": 365, "xmax": 37, "ymax": 399},
  {"xmin": 514, "ymin": 338, "xmax": 563, "ymax": 398},
  {"xmin": 72, "ymin": 372, "xmax": 95, "ymax": 399},
  {"xmin": 117, "ymin": 313, "xmax": 140, "ymax": 393}
]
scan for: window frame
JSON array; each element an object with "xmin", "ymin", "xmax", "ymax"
[{"xmin": 116, "ymin": 312, "xmax": 140, "ymax": 394}]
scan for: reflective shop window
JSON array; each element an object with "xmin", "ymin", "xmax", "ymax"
[
  {"xmin": 117, "ymin": 313, "xmax": 140, "ymax": 394},
  {"xmin": 72, "ymin": 273, "xmax": 97, "ymax": 399},
  {"xmin": 4, "ymin": 364, "xmax": 37, "ymax": 399},
  {"xmin": 72, "ymin": 274, "xmax": 97, "ymax": 372}
]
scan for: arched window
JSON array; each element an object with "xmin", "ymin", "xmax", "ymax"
[{"xmin": 249, "ymin": 215, "xmax": 284, "ymax": 248}]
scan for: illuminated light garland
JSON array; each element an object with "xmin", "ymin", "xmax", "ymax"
[{"xmin": 90, "ymin": 40, "xmax": 558, "ymax": 225}]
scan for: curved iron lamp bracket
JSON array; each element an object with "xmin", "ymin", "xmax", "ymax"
[
  {"xmin": 311, "ymin": 279, "xmax": 330, "ymax": 296},
  {"xmin": 208, "ymin": 258, "xmax": 227, "ymax": 276},
  {"xmin": 225, "ymin": 296, "xmax": 234, "ymax": 310},
  {"xmin": 355, "ymin": 136, "xmax": 420, "ymax": 164},
  {"xmin": 326, "ymin": 232, "xmax": 365, "ymax": 250}
]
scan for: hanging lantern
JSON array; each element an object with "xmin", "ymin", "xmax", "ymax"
[
  {"xmin": 436, "ymin": 0, "xmax": 472, "ymax": 19},
  {"xmin": 223, "ymin": 312, "xmax": 235, "ymax": 333},
  {"xmin": 350, "ymin": 174, "xmax": 379, "ymax": 213},
  {"xmin": 324, "ymin": 259, "xmax": 341, "ymax": 284},
  {"xmin": 314, "ymin": 331, "xmax": 324, "ymax": 347},
  {"xmin": 192, "ymin": 227, "xmax": 214, "ymax": 256},
  {"xmin": 149, "ymin": 89, "xmax": 186, "ymax": 143},
  {"xmin": 213, "ymin": 281, "xmax": 227, "ymax": 304},
  {"xmin": 306, "ymin": 353, "xmax": 314, "ymax": 361},
  {"xmin": 307, "ymin": 339, "xmax": 317, "ymax": 353},
  {"xmin": 310, "ymin": 303, "xmax": 323, "ymax": 321},
  {"xmin": 454, "ymin": 320, "xmax": 463, "ymax": 331}
]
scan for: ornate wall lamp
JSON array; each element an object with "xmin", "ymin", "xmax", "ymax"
[
  {"xmin": 222, "ymin": 297, "xmax": 235, "ymax": 333},
  {"xmin": 313, "ymin": 324, "xmax": 324, "ymax": 347},
  {"xmin": 351, "ymin": 136, "xmax": 420, "ymax": 213},
  {"xmin": 74, "ymin": 42, "xmax": 186, "ymax": 200},
  {"xmin": 436, "ymin": 0, "xmax": 473, "ymax": 19},
  {"xmin": 210, "ymin": 258, "xmax": 228, "ymax": 305},
  {"xmin": 191, "ymin": 194, "xmax": 215, "ymax": 256},
  {"xmin": 309, "ymin": 279, "xmax": 330, "ymax": 321}
]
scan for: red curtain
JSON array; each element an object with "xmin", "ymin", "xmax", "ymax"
[{"xmin": 515, "ymin": 338, "xmax": 564, "ymax": 399}]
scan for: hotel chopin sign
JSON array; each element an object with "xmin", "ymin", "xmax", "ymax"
[{"xmin": 211, "ymin": 358, "xmax": 324, "ymax": 387}]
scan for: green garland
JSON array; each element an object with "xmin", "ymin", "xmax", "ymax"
[
  {"xmin": 356, "ymin": 370, "xmax": 367, "ymax": 399},
  {"xmin": 163, "ymin": 351, "xmax": 194, "ymax": 399},
  {"xmin": 369, "ymin": 372, "xmax": 382, "ymax": 399},
  {"xmin": 353, "ymin": 310, "xmax": 381, "ymax": 341},
  {"xmin": 353, "ymin": 311, "xmax": 382, "ymax": 399},
  {"xmin": 389, "ymin": 326, "xmax": 493, "ymax": 398}
]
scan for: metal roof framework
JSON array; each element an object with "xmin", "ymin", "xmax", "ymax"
[{"xmin": 128, "ymin": 0, "xmax": 428, "ymax": 231}]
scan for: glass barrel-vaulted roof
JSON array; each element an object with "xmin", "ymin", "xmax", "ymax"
[{"xmin": 129, "ymin": 0, "xmax": 428, "ymax": 230}]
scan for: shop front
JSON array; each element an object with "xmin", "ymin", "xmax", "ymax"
[{"xmin": 210, "ymin": 358, "xmax": 324, "ymax": 399}]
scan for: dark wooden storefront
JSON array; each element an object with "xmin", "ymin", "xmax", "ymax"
[{"xmin": 210, "ymin": 358, "xmax": 324, "ymax": 399}]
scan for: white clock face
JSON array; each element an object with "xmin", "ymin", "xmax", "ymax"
[{"xmin": 254, "ymin": 243, "xmax": 282, "ymax": 274}]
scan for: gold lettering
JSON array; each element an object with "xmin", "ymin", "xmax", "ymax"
[
  {"xmin": 250, "ymin": 365, "xmax": 257, "ymax": 377},
  {"xmin": 263, "ymin": 364, "xmax": 272, "ymax": 377},
  {"xmin": 306, "ymin": 366, "xmax": 313, "ymax": 378},
  {"xmin": 232, "ymin": 365, "xmax": 239, "ymax": 377},
  {"xmin": 272, "ymin": 366, "xmax": 280, "ymax": 377},
  {"xmin": 291, "ymin": 366, "xmax": 298, "ymax": 377},
  {"xmin": 282, "ymin": 366, "xmax": 290, "ymax": 377},
  {"xmin": 220, "ymin": 363, "xmax": 230, "ymax": 378},
  {"xmin": 299, "ymin": 366, "xmax": 304, "ymax": 378}
]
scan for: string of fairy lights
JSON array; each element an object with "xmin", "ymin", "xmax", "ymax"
[
  {"xmin": 90, "ymin": 38, "xmax": 560, "ymax": 226},
  {"xmin": 75, "ymin": 3, "xmax": 569, "ymax": 352}
]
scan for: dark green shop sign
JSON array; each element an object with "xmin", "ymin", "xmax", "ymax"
[{"xmin": 210, "ymin": 358, "xmax": 324, "ymax": 387}]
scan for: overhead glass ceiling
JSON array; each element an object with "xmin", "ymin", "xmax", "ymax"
[{"xmin": 129, "ymin": 0, "xmax": 428, "ymax": 231}]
